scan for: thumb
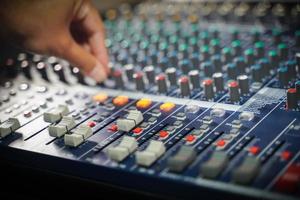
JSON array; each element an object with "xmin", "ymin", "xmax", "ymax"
[{"xmin": 53, "ymin": 34, "xmax": 107, "ymax": 82}]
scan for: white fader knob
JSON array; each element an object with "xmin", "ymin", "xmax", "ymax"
[
  {"xmin": 48, "ymin": 116, "xmax": 76, "ymax": 137},
  {"xmin": 117, "ymin": 110, "xmax": 144, "ymax": 132},
  {"xmin": 44, "ymin": 105, "xmax": 69, "ymax": 123},
  {"xmin": 135, "ymin": 140, "xmax": 166, "ymax": 167},
  {"xmin": 64, "ymin": 124, "xmax": 93, "ymax": 147},
  {"xmin": 107, "ymin": 136, "xmax": 138, "ymax": 162},
  {"xmin": 0, "ymin": 118, "xmax": 21, "ymax": 138}
]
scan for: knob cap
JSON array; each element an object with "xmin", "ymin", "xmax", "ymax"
[
  {"xmin": 286, "ymin": 88, "xmax": 298, "ymax": 110},
  {"xmin": 202, "ymin": 61, "xmax": 213, "ymax": 77},
  {"xmin": 180, "ymin": 59, "xmax": 191, "ymax": 74},
  {"xmin": 166, "ymin": 67, "xmax": 177, "ymax": 87},
  {"xmin": 36, "ymin": 62, "xmax": 49, "ymax": 81},
  {"xmin": 227, "ymin": 63, "xmax": 238, "ymax": 80},
  {"xmin": 251, "ymin": 64, "xmax": 263, "ymax": 82},
  {"xmin": 54, "ymin": 63, "xmax": 67, "ymax": 83},
  {"xmin": 277, "ymin": 66, "xmax": 289, "ymax": 87},
  {"xmin": 113, "ymin": 69, "xmax": 124, "ymax": 88},
  {"xmin": 237, "ymin": 75, "xmax": 250, "ymax": 95},
  {"xmin": 125, "ymin": 64, "xmax": 134, "ymax": 82},
  {"xmin": 258, "ymin": 58, "xmax": 270, "ymax": 77},
  {"xmin": 188, "ymin": 70, "xmax": 201, "ymax": 89},
  {"xmin": 228, "ymin": 81, "xmax": 240, "ymax": 103},
  {"xmin": 203, "ymin": 79, "xmax": 214, "ymax": 100},
  {"xmin": 211, "ymin": 54, "xmax": 222, "ymax": 72},
  {"xmin": 233, "ymin": 57, "xmax": 246, "ymax": 74},
  {"xmin": 156, "ymin": 74, "xmax": 168, "ymax": 94},
  {"xmin": 133, "ymin": 72, "xmax": 145, "ymax": 91},
  {"xmin": 144, "ymin": 65, "xmax": 155, "ymax": 84},
  {"xmin": 213, "ymin": 72, "xmax": 224, "ymax": 92}
]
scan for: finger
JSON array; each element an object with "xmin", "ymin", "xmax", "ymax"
[
  {"xmin": 53, "ymin": 35, "xmax": 107, "ymax": 82},
  {"xmin": 75, "ymin": 2, "xmax": 110, "ymax": 74}
]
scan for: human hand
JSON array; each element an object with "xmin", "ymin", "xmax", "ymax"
[{"xmin": 0, "ymin": 0, "xmax": 109, "ymax": 82}]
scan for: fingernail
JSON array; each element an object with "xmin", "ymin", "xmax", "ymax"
[{"xmin": 88, "ymin": 63, "xmax": 107, "ymax": 83}]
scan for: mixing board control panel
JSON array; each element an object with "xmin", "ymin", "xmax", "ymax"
[{"xmin": 1, "ymin": 1, "xmax": 300, "ymax": 199}]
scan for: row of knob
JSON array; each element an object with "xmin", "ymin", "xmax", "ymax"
[
  {"xmin": 109, "ymin": 30, "xmax": 297, "ymax": 70},
  {"xmin": 112, "ymin": 60, "xmax": 298, "ymax": 103}
]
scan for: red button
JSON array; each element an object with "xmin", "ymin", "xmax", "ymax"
[
  {"xmin": 156, "ymin": 74, "xmax": 166, "ymax": 81},
  {"xmin": 113, "ymin": 69, "xmax": 122, "ymax": 77},
  {"xmin": 185, "ymin": 134, "xmax": 196, "ymax": 142},
  {"xmin": 287, "ymin": 88, "xmax": 297, "ymax": 94},
  {"xmin": 216, "ymin": 139, "xmax": 226, "ymax": 147},
  {"xmin": 248, "ymin": 146, "xmax": 260, "ymax": 155},
  {"xmin": 108, "ymin": 124, "xmax": 118, "ymax": 132},
  {"xmin": 228, "ymin": 81, "xmax": 238, "ymax": 88},
  {"xmin": 179, "ymin": 76, "xmax": 189, "ymax": 83},
  {"xmin": 202, "ymin": 79, "xmax": 213, "ymax": 86},
  {"xmin": 133, "ymin": 127, "xmax": 143, "ymax": 134},
  {"xmin": 87, "ymin": 121, "xmax": 96, "ymax": 127},
  {"xmin": 281, "ymin": 151, "xmax": 292, "ymax": 161},
  {"xmin": 133, "ymin": 72, "xmax": 143, "ymax": 79},
  {"xmin": 159, "ymin": 130, "xmax": 169, "ymax": 138}
]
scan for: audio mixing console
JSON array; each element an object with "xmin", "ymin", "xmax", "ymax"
[{"xmin": 1, "ymin": 1, "xmax": 300, "ymax": 199}]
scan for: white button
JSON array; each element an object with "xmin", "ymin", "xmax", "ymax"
[
  {"xmin": 185, "ymin": 104, "xmax": 200, "ymax": 114},
  {"xmin": 239, "ymin": 111, "xmax": 254, "ymax": 121},
  {"xmin": 13, "ymin": 104, "xmax": 20, "ymax": 109},
  {"xmin": 23, "ymin": 110, "xmax": 32, "ymax": 118},
  {"xmin": 210, "ymin": 108, "xmax": 225, "ymax": 118}
]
